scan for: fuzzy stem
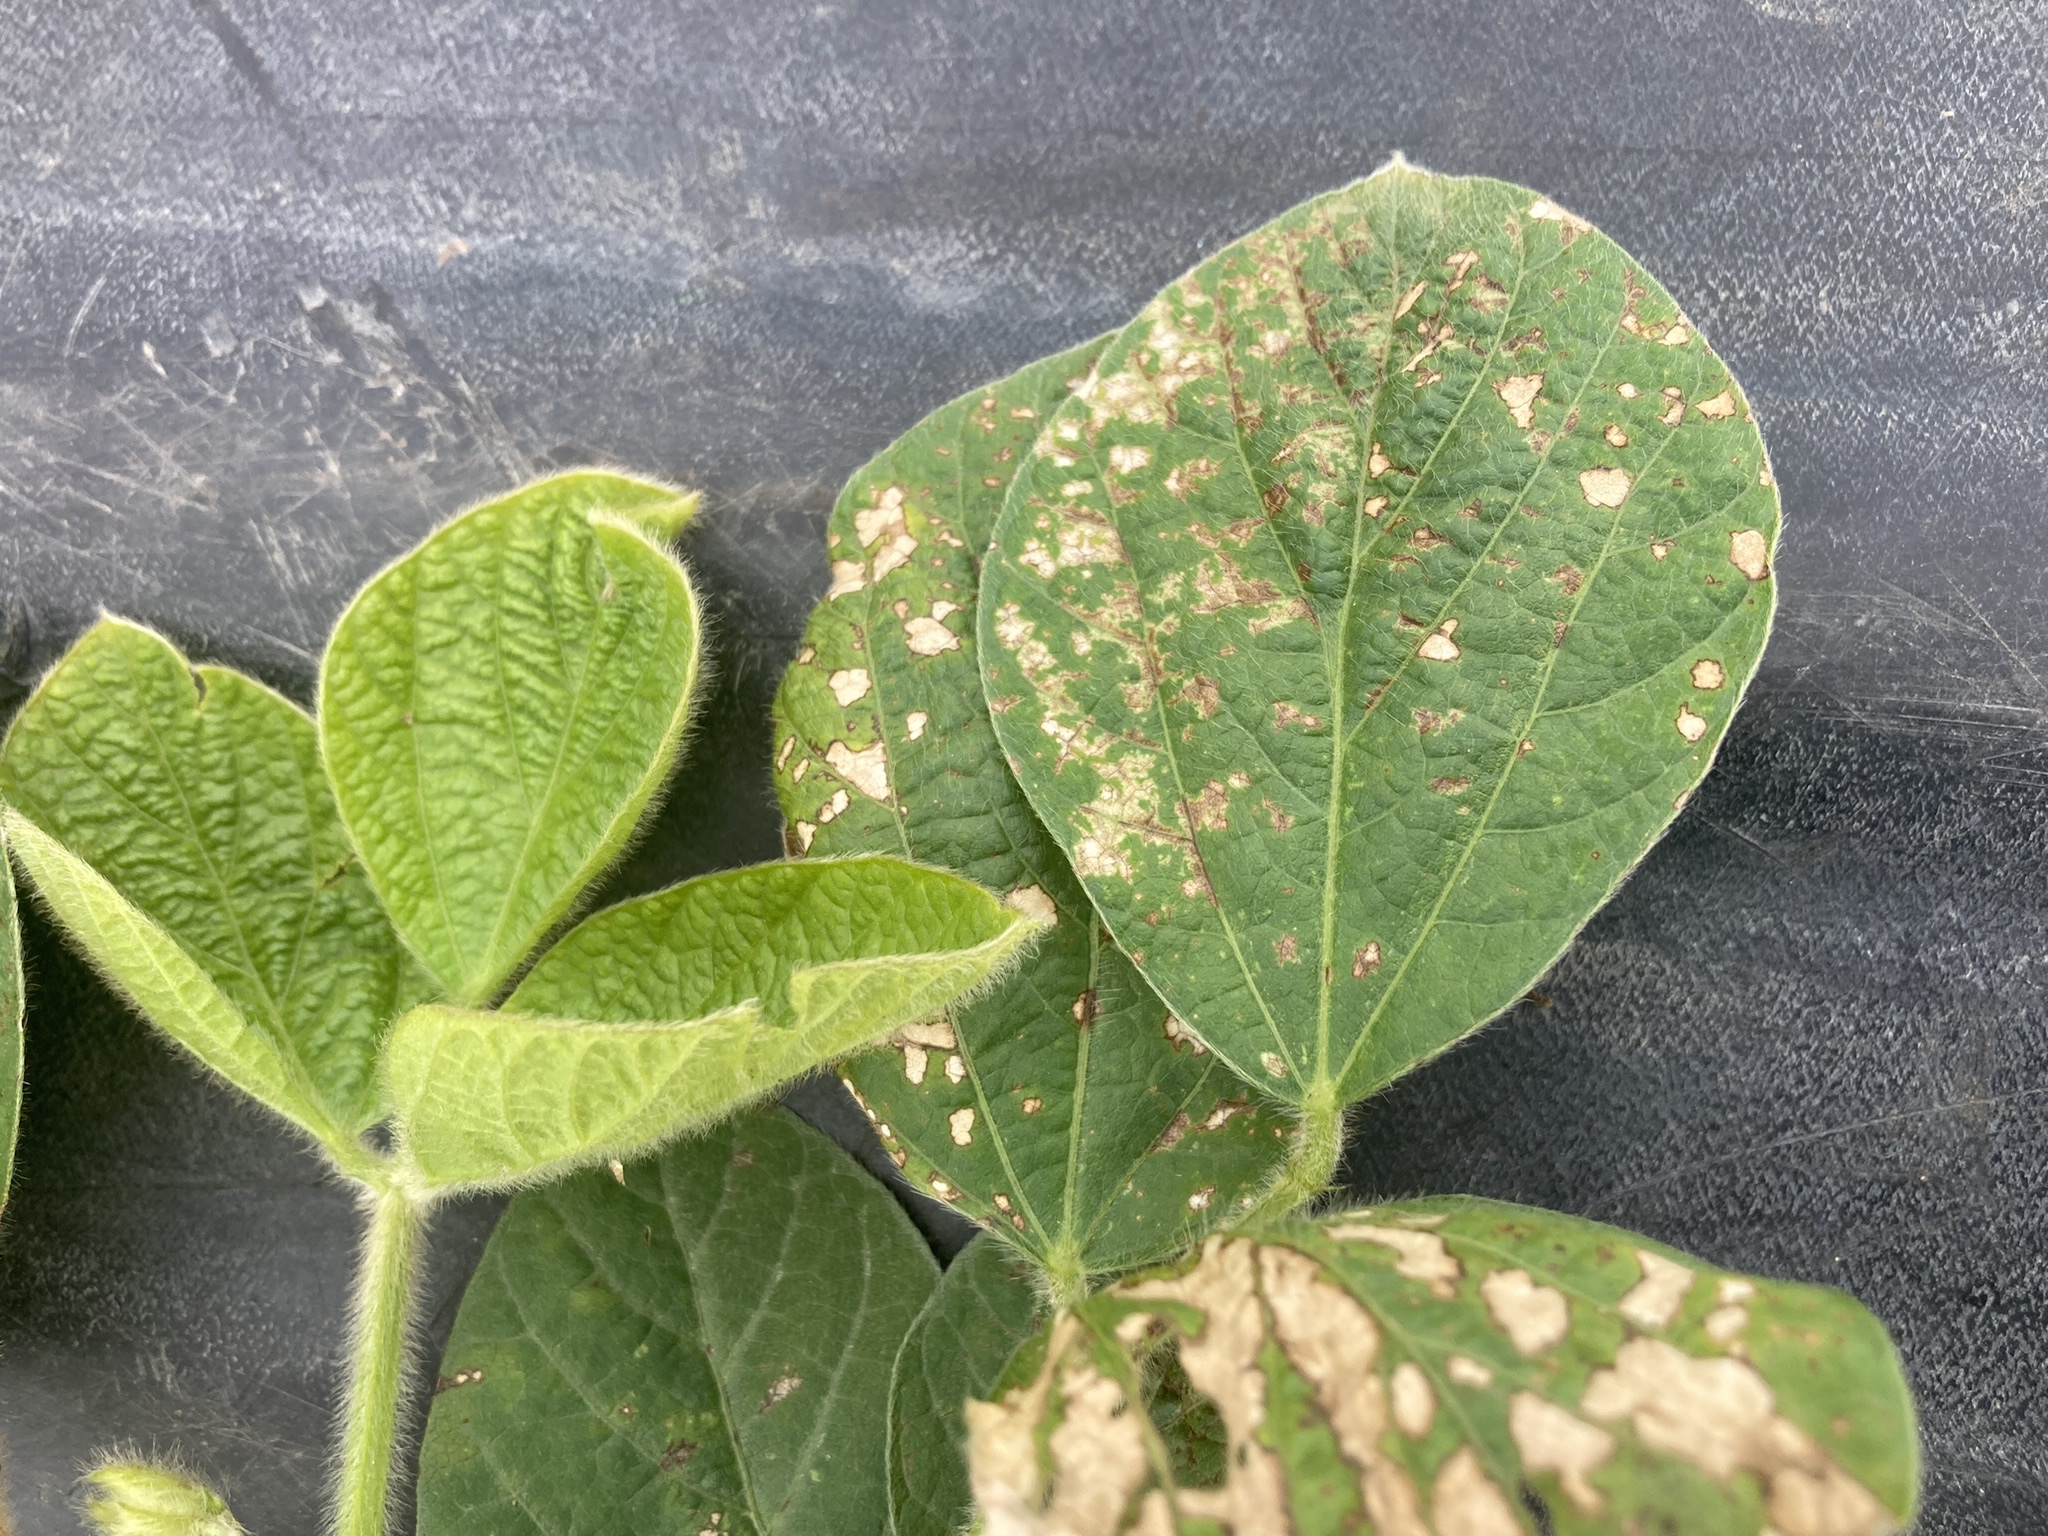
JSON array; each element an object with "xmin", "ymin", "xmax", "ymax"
[
  {"xmin": 1042, "ymin": 1241, "xmax": 1090, "ymax": 1313},
  {"xmin": 1251, "ymin": 1082, "xmax": 1346, "ymax": 1222},
  {"xmin": 332, "ymin": 1181, "xmax": 426, "ymax": 1536}
]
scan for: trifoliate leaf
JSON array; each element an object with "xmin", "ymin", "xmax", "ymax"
[
  {"xmin": 387, "ymin": 856, "xmax": 1046, "ymax": 1191},
  {"xmin": 888, "ymin": 1236, "xmax": 1046, "ymax": 1536},
  {"xmin": 0, "ymin": 618, "xmax": 407, "ymax": 1149},
  {"xmin": 319, "ymin": 470, "xmax": 701, "ymax": 1004},
  {"xmin": 416, "ymin": 1108, "xmax": 936, "ymax": 1536},
  {"xmin": 774, "ymin": 343, "xmax": 1289, "ymax": 1289},
  {"xmin": 981, "ymin": 163, "xmax": 1779, "ymax": 1109},
  {"xmin": 968, "ymin": 1199, "xmax": 1917, "ymax": 1536}
]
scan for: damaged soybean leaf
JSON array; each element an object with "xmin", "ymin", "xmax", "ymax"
[
  {"xmin": 968, "ymin": 1199, "xmax": 1917, "ymax": 1536},
  {"xmin": 774, "ymin": 342, "xmax": 1288, "ymax": 1292},
  {"xmin": 387, "ymin": 856, "xmax": 1047, "ymax": 1191},
  {"xmin": 0, "ymin": 619, "xmax": 408, "ymax": 1155},
  {"xmin": 320, "ymin": 470, "xmax": 702, "ymax": 1005},
  {"xmin": 416, "ymin": 1107, "xmax": 936, "ymax": 1536},
  {"xmin": 981, "ymin": 162, "xmax": 1779, "ymax": 1109},
  {"xmin": 888, "ymin": 1235, "xmax": 1046, "ymax": 1536}
]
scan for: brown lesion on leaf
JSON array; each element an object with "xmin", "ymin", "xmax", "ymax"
[
  {"xmin": 1729, "ymin": 528, "xmax": 1771, "ymax": 581},
  {"xmin": 1408, "ymin": 525, "xmax": 1451, "ymax": 552},
  {"xmin": 1695, "ymin": 388, "xmax": 1738, "ymax": 419},
  {"xmin": 1618, "ymin": 1249, "xmax": 1697, "ymax": 1331},
  {"xmin": 1549, "ymin": 564, "xmax": 1585, "ymax": 596},
  {"xmin": 1481, "ymin": 1268, "xmax": 1571, "ymax": 1354},
  {"xmin": 1676, "ymin": 706, "xmax": 1709, "ymax": 744},
  {"xmin": 1579, "ymin": 467, "xmax": 1632, "ymax": 508},
  {"xmin": 1660, "ymin": 385, "xmax": 1686, "ymax": 428},
  {"xmin": 1691, "ymin": 658, "xmax": 1727, "ymax": 690},
  {"xmin": 1273, "ymin": 701, "xmax": 1323, "ymax": 730},
  {"xmin": 1418, "ymin": 618, "xmax": 1462, "ymax": 662},
  {"xmin": 1431, "ymin": 777, "xmax": 1471, "ymax": 796},
  {"xmin": 1353, "ymin": 942, "xmax": 1382, "ymax": 978},
  {"xmin": 1651, "ymin": 539, "xmax": 1675, "ymax": 561},
  {"xmin": 1511, "ymin": 1392, "xmax": 1615, "ymax": 1514},
  {"xmin": 1414, "ymin": 707, "xmax": 1464, "ymax": 736},
  {"xmin": 1273, "ymin": 934, "xmax": 1300, "ymax": 964},
  {"xmin": 1495, "ymin": 372, "xmax": 1544, "ymax": 430},
  {"xmin": 1323, "ymin": 1222, "xmax": 1462, "ymax": 1299},
  {"xmin": 1264, "ymin": 798, "xmax": 1293, "ymax": 832}
]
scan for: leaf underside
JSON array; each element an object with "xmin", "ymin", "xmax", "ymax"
[
  {"xmin": 981, "ymin": 164, "xmax": 1780, "ymax": 1108},
  {"xmin": 0, "ymin": 618, "xmax": 405, "ymax": 1137},
  {"xmin": 969, "ymin": 1198, "xmax": 1918, "ymax": 1536},
  {"xmin": 887, "ymin": 1235, "xmax": 1046, "ymax": 1536},
  {"xmin": 774, "ymin": 342, "xmax": 1288, "ymax": 1279},
  {"xmin": 415, "ymin": 1108, "xmax": 937, "ymax": 1536},
  {"xmin": 319, "ymin": 470, "xmax": 701, "ymax": 1004},
  {"xmin": 384, "ymin": 856, "xmax": 1045, "ymax": 1191}
]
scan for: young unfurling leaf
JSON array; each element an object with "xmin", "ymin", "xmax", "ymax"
[
  {"xmin": 319, "ymin": 471, "xmax": 702, "ymax": 1005},
  {"xmin": 0, "ymin": 619, "xmax": 408, "ymax": 1158},
  {"xmin": 981, "ymin": 163, "xmax": 1779, "ymax": 1112},
  {"xmin": 774, "ymin": 343, "xmax": 1288, "ymax": 1291},
  {"xmin": 968, "ymin": 1200, "xmax": 1917, "ymax": 1535},
  {"xmin": 387, "ymin": 856, "xmax": 1047, "ymax": 1191},
  {"xmin": 416, "ymin": 1109, "xmax": 935, "ymax": 1536}
]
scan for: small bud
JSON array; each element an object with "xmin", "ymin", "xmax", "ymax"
[{"xmin": 80, "ymin": 1460, "xmax": 247, "ymax": 1536}]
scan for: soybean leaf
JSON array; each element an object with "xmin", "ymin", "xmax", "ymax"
[
  {"xmin": 888, "ymin": 1236, "xmax": 1045, "ymax": 1536},
  {"xmin": 968, "ymin": 1199, "xmax": 1918, "ymax": 1536},
  {"xmin": 319, "ymin": 470, "xmax": 702, "ymax": 1004},
  {"xmin": 416, "ymin": 1107, "xmax": 936, "ymax": 1536},
  {"xmin": 388, "ymin": 856, "xmax": 1047, "ymax": 1191},
  {"xmin": 0, "ymin": 619, "xmax": 407, "ymax": 1149},
  {"xmin": 774, "ymin": 343, "xmax": 1288, "ymax": 1287},
  {"xmin": 982, "ymin": 163, "xmax": 1779, "ymax": 1109},
  {"xmin": 0, "ymin": 824, "xmax": 19, "ymax": 1213}
]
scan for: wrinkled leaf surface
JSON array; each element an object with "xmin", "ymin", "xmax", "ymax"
[
  {"xmin": 320, "ymin": 471, "xmax": 701, "ymax": 1003},
  {"xmin": 981, "ymin": 165, "xmax": 1779, "ymax": 1107},
  {"xmin": 0, "ymin": 618, "xmax": 406, "ymax": 1143},
  {"xmin": 969, "ymin": 1199, "xmax": 1917, "ymax": 1536},
  {"xmin": 416, "ymin": 1108, "xmax": 936, "ymax": 1536},
  {"xmin": 775, "ymin": 344, "xmax": 1287, "ymax": 1280},
  {"xmin": 389, "ymin": 856, "xmax": 1045, "ymax": 1190}
]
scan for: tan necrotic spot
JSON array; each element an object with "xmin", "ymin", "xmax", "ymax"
[
  {"xmin": 1323, "ymin": 1223, "xmax": 1461, "ymax": 1299},
  {"xmin": 1730, "ymin": 528, "xmax": 1771, "ymax": 581},
  {"xmin": 1617, "ymin": 382, "xmax": 1640, "ymax": 399},
  {"xmin": 904, "ymin": 611, "xmax": 961, "ymax": 656},
  {"xmin": 948, "ymin": 1107, "xmax": 976, "ymax": 1146},
  {"xmin": 1006, "ymin": 884, "xmax": 1058, "ymax": 924},
  {"xmin": 793, "ymin": 820, "xmax": 816, "ymax": 851},
  {"xmin": 902, "ymin": 1045, "xmax": 927, "ymax": 1084},
  {"xmin": 905, "ymin": 710, "xmax": 928, "ymax": 739},
  {"xmin": 1651, "ymin": 539, "xmax": 1675, "ymax": 560},
  {"xmin": 1418, "ymin": 618, "xmax": 1462, "ymax": 662},
  {"xmin": 1353, "ymin": 942, "xmax": 1382, "ymax": 978},
  {"xmin": 1527, "ymin": 198, "xmax": 1592, "ymax": 240},
  {"xmin": 1446, "ymin": 1354, "xmax": 1494, "ymax": 1389},
  {"xmin": 897, "ymin": 1019, "xmax": 956, "ymax": 1050},
  {"xmin": 1481, "ymin": 1268, "xmax": 1571, "ymax": 1354},
  {"xmin": 776, "ymin": 735, "xmax": 797, "ymax": 770},
  {"xmin": 1022, "ymin": 1096, "xmax": 1043, "ymax": 1114},
  {"xmin": 1431, "ymin": 1446, "xmax": 1521, "ymax": 1536},
  {"xmin": 1704, "ymin": 1304, "xmax": 1750, "ymax": 1345},
  {"xmin": 1188, "ymin": 1185, "xmax": 1215, "ymax": 1211},
  {"xmin": 1695, "ymin": 388, "xmax": 1737, "ymax": 419},
  {"xmin": 1660, "ymin": 386, "xmax": 1686, "ymax": 427},
  {"xmin": 1691, "ymin": 658, "xmax": 1726, "ymax": 690},
  {"xmin": 1619, "ymin": 1249, "xmax": 1697, "ymax": 1331},
  {"xmin": 828, "ymin": 560, "xmax": 866, "ymax": 598},
  {"xmin": 945, "ymin": 1053, "xmax": 966, "ymax": 1084},
  {"xmin": 826, "ymin": 740, "xmax": 890, "ymax": 800},
  {"xmin": 827, "ymin": 668, "xmax": 871, "ymax": 705},
  {"xmin": 1604, "ymin": 423, "xmax": 1629, "ymax": 447},
  {"xmin": 1369, "ymin": 442, "xmax": 1394, "ymax": 478},
  {"xmin": 1495, "ymin": 372, "xmax": 1545, "ymax": 430},
  {"xmin": 1390, "ymin": 1361, "xmax": 1435, "ymax": 1437},
  {"xmin": 1510, "ymin": 1392, "xmax": 1615, "ymax": 1514},
  {"xmin": 1579, "ymin": 466, "xmax": 1633, "ymax": 508},
  {"xmin": 1260, "ymin": 1052, "xmax": 1289, "ymax": 1079},
  {"xmin": 1164, "ymin": 1015, "xmax": 1208, "ymax": 1054},
  {"xmin": 1394, "ymin": 280, "xmax": 1428, "ymax": 320},
  {"xmin": 1676, "ymin": 706, "xmax": 1709, "ymax": 744},
  {"xmin": 817, "ymin": 788, "xmax": 850, "ymax": 824}
]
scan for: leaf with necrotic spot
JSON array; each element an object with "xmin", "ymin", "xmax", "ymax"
[
  {"xmin": 319, "ymin": 470, "xmax": 701, "ymax": 1005},
  {"xmin": 0, "ymin": 618, "xmax": 408, "ymax": 1148},
  {"xmin": 415, "ymin": 1108, "xmax": 936, "ymax": 1536},
  {"xmin": 981, "ymin": 163, "xmax": 1779, "ymax": 1109},
  {"xmin": 967, "ymin": 1198, "xmax": 1917, "ymax": 1535},
  {"xmin": 888, "ymin": 1235, "xmax": 1045, "ymax": 1536},
  {"xmin": 773, "ymin": 342, "xmax": 1288, "ymax": 1285}
]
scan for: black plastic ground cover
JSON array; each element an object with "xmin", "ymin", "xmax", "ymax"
[{"xmin": 0, "ymin": 2, "xmax": 2043, "ymax": 1530}]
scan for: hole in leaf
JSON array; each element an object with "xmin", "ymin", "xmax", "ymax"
[{"xmin": 1143, "ymin": 1337, "xmax": 1226, "ymax": 1490}]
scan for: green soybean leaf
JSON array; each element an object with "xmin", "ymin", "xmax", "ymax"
[
  {"xmin": 0, "ymin": 619, "xmax": 407, "ymax": 1149},
  {"xmin": 319, "ymin": 470, "xmax": 702, "ymax": 1004},
  {"xmin": 981, "ymin": 163, "xmax": 1779, "ymax": 1109},
  {"xmin": 968, "ymin": 1199, "xmax": 1918, "ymax": 1536},
  {"xmin": 416, "ymin": 1107, "xmax": 936, "ymax": 1536},
  {"xmin": 888, "ymin": 1236, "xmax": 1045, "ymax": 1536},
  {"xmin": 0, "ymin": 823, "xmax": 19, "ymax": 1214},
  {"xmin": 774, "ymin": 343, "xmax": 1289, "ymax": 1288},
  {"xmin": 387, "ymin": 856, "xmax": 1046, "ymax": 1190}
]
